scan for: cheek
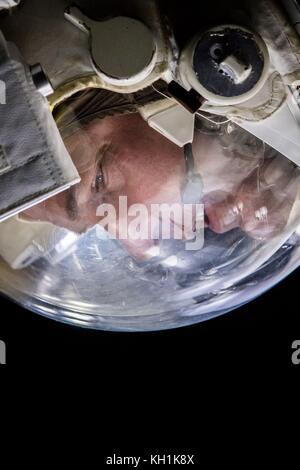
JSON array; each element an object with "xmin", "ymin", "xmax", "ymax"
[
  {"xmin": 105, "ymin": 160, "xmax": 126, "ymax": 194},
  {"xmin": 76, "ymin": 172, "xmax": 95, "ymax": 207},
  {"xmin": 128, "ymin": 162, "xmax": 183, "ymax": 205},
  {"xmin": 118, "ymin": 178, "xmax": 182, "ymax": 208}
]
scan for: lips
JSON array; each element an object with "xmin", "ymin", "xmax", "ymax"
[
  {"xmin": 203, "ymin": 191, "xmax": 242, "ymax": 234},
  {"xmin": 203, "ymin": 188, "xmax": 291, "ymax": 240}
]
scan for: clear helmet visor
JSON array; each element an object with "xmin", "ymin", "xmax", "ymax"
[{"xmin": 0, "ymin": 88, "xmax": 300, "ymax": 330}]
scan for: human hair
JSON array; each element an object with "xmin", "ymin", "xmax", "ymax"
[{"xmin": 53, "ymin": 84, "xmax": 164, "ymax": 138}]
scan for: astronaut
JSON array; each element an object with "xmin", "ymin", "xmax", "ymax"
[
  {"xmin": 22, "ymin": 100, "xmax": 300, "ymax": 259},
  {"xmin": 1, "ymin": 0, "xmax": 300, "ymax": 263},
  {"xmin": 2, "ymin": 0, "xmax": 300, "ymax": 333}
]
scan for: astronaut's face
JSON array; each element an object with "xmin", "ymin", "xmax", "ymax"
[
  {"xmin": 23, "ymin": 113, "xmax": 298, "ymax": 256},
  {"xmin": 23, "ymin": 113, "xmax": 187, "ymax": 256}
]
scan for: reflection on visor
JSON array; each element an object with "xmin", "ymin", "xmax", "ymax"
[{"xmin": 0, "ymin": 88, "xmax": 300, "ymax": 330}]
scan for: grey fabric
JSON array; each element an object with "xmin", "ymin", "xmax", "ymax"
[{"xmin": 0, "ymin": 30, "xmax": 79, "ymax": 221}]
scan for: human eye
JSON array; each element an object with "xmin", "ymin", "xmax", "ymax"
[
  {"xmin": 93, "ymin": 145, "xmax": 110, "ymax": 193},
  {"xmin": 94, "ymin": 163, "xmax": 106, "ymax": 192}
]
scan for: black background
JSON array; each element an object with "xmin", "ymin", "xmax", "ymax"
[
  {"xmin": 0, "ymin": 0, "xmax": 299, "ymax": 460},
  {"xmin": 1, "ymin": 0, "xmax": 299, "ymax": 371},
  {"xmin": 0, "ymin": 268, "xmax": 299, "ymax": 370},
  {"xmin": 1, "ymin": 265, "xmax": 298, "ymax": 457},
  {"xmin": 0, "ymin": 2, "xmax": 298, "ymax": 373}
]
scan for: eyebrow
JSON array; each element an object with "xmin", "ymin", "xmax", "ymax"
[
  {"xmin": 96, "ymin": 143, "xmax": 111, "ymax": 164},
  {"xmin": 65, "ymin": 143, "xmax": 111, "ymax": 222},
  {"xmin": 66, "ymin": 186, "xmax": 80, "ymax": 221}
]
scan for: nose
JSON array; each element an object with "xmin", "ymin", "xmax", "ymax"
[{"xmin": 204, "ymin": 192, "xmax": 241, "ymax": 234}]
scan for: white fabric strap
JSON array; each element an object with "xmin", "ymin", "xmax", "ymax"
[{"xmin": 0, "ymin": 0, "xmax": 20, "ymax": 10}]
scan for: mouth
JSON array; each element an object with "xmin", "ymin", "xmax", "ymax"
[{"xmin": 203, "ymin": 192, "xmax": 241, "ymax": 234}]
